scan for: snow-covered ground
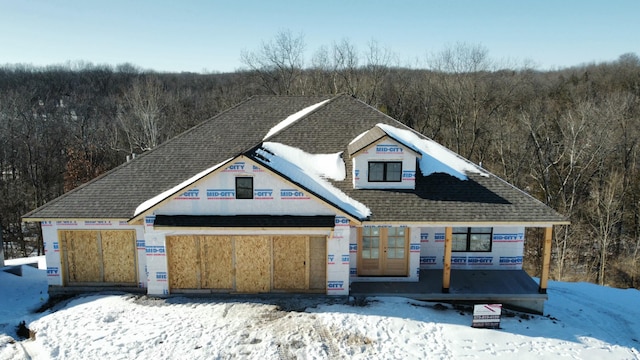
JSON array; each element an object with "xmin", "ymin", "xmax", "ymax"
[{"xmin": 1, "ymin": 260, "xmax": 639, "ymax": 359}]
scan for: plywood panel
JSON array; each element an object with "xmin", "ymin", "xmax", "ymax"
[
  {"xmin": 308, "ymin": 236, "xmax": 326, "ymax": 290},
  {"xmin": 62, "ymin": 230, "xmax": 101, "ymax": 283},
  {"xmin": 200, "ymin": 236, "xmax": 233, "ymax": 289},
  {"xmin": 167, "ymin": 236, "xmax": 200, "ymax": 289},
  {"xmin": 101, "ymin": 230, "xmax": 137, "ymax": 284},
  {"xmin": 273, "ymin": 236, "xmax": 307, "ymax": 290},
  {"xmin": 235, "ymin": 236, "xmax": 271, "ymax": 293}
]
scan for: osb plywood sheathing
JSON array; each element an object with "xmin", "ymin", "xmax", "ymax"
[
  {"xmin": 235, "ymin": 236, "xmax": 271, "ymax": 293},
  {"xmin": 61, "ymin": 230, "xmax": 101, "ymax": 283},
  {"xmin": 167, "ymin": 235, "xmax": 200, "ymax": 289},
  {"xmin": 101, "ymin": 230, "xmax": 136, "ymax": 283},
  {"xmin": 200, "ymin": 236, "xmax": 233, "ymax": 289},
  {"xmin": 308, "ymin": 236, "xmax": 327, "ymax": 290},
  {"xmin": 273, "ymin": 236, "xmax": 307, "ymax": 290}
]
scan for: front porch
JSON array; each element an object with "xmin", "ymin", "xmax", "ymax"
[{"xmin": 350, "ymin": 269, "xmax": 547, "ymax": 314}]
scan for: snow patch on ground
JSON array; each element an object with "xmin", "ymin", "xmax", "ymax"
[
  {"xmin": 1, "ymin": 263, "xmax": 639, "ymax": 359},
  {"xmin": 256, "ymin": 143, "xmax": 370, "ymax": 218},
  {"xmin": 377, "ymin": 123, "xmax": 487, "ymax": 180},
  {"xmin": 0, "ymin": 264, "xmax": 48, "ymax": 360}
]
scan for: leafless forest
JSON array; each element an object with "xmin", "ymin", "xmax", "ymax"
[{"xmin": 1, "ymin": 35, "xmax": 639, "ymax": 288}]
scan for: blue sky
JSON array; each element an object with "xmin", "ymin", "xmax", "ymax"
[{"xmin": 1, "ymin": 0, "xmax": 638, "ymax": 73}]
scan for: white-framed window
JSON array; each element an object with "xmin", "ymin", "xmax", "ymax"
[
  {"xmin": 368, "ymin": 161, "xmax": 402, "ymax": 182},
  {"xmin": 452, "ymin": 227, "xmax": 492, "ymax": 252}
]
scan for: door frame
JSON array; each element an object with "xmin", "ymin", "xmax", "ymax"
[{"xmin": 356, "ymin": 226, "xmax": 410, "ymax": 276}]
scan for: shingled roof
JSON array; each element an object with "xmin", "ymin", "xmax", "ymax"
[
  {"xmin": 23, "ymin": 96, "xmax": 330, "ymax": 220},
  {"xmin": 24, "ymin": 94, "xmax": 567, "ymax": 225}
]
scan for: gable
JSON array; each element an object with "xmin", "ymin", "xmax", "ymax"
[
  {"xmin": 143, "ymin": 157, "xmax": 337, "ymax": 218},
  {"xmin": 347, "ymin": 126, "xmax": 387, "ymax": 156},
  {"xmin": 351, "ymin": 137, "xmax": 419, "ymax": 190},
  {"xmin": 348, "ymin": 128, "xmax": 421, "ymax": 158}
]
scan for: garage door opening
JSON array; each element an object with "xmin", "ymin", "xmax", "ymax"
[
  {"xmin": 166, "ymin": 235, "xmax": 326, "ymax": 293},
  {"xmin": 60, "ymin": 230, "xmax": 137, "ymax": 285}
]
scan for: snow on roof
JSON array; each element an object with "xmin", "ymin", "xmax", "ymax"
[
  {"xmin": 133, "ymin": 158, "xmax": 233, "ymax": 217},
  {"xmin": 263, "ymin": 99, "xmax": 331, "ymax": 140},
  {"xmin": 376, "ymin": 123, "xmax": 487, "ymax": 180},
  {"xmin": 257, "ymin": 142, "xmax": 370, "ymax": 218},
  {"xmin": 262, "ymin": 142, "xmax": 345, "ymax": 181},
  {"xmin": 348, "ymin": 129, "xmax": 368, "ymax": 145}
]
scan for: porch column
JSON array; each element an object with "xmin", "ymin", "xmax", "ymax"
[
  {"xmin": 0, "ymin": 224, "xmax": 4, "ymax": 267},
  {"xmin": 442, "ymin": 226, "xmax": 453, "ymax": 293},
  {"xmin": 538, "ymin": 226, "xmax": 553, "ymax": 294}
]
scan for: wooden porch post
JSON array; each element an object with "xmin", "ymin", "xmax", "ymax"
[
  {"xmin": 538, "ymin": 226, "xmax": 553, "ymax": 294},
  {"xmin": 0, "ymin": 224, "xmax": 4, "ymax": 267},
  {"xmin": 442, "ymin": 226, "xmax": 453, "ymax": 293}
]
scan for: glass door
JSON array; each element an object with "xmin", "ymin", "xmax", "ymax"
[{"xmin": 357, "ymin": 227, "xmax": 409, "ymax": 276}]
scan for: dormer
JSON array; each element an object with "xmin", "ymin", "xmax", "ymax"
[{"xmin": 348, "ymin": 125, "xmax": 421, "ymax": 190}]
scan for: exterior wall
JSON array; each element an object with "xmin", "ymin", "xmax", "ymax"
[
  {"xmin": 41, "ymin": 220, "xmax": 146, "ymax": 288},
  {"xmin": 348, "ymin": 225, "xmax": 421, "ymax": 283},
  {"xmin": 419, "ymin": 226, "xmax": 525, "ymax": 270},
  {"xmin": 409, "ymin": 228, "xmax": 422, "ymax": 278},
  {"xmin": 155, "ymin": 160, "xmax": 334, "ymax": 216},
  {"xmin": 143, "ymin": 220, "xmax": 169, "ymax": 295},
  {"xmin": 352, "ymin": 139, "xmax": 417, "ymax": 190},
  {"xmin": 326, "ymin": 216, "xmax": 350, "ymax": 295},
  {"xmin": 142, "ymin": 160, "xmax": 352, "ymax": 296}
]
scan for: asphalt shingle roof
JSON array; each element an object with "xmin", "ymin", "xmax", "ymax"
[
  {"xmin": 24, "ymin": 96, "xmax": 330, "ymax": 219},
  {"xmin": 24, "ymin": 94, "xmax": 566, "ymax": 225}
]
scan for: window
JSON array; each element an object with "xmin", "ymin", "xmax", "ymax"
[
  {"xmin": 235, "ymin": 177, "xmax": 253, "ymax": 199},
  {"xmin": 386, "ymin": 227, "xmax": 406, "ymax": 259},
  {"xmin": 452, "ymin": 227, "xmax": 492, "ymax": 252},
  {"xmin": 361, "ymin": 227, "xmax": 380, "ymax": 259},
  {"xmin": 368, "ymin": 161, "xmax": 402, "ymax": 182}
]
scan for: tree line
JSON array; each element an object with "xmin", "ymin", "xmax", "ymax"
[{"xmin": 1, "ymin": 34, "xmax": 639, "ymax": 288}]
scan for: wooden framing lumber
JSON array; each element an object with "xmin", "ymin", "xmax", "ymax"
[
  {"xmin": 442, "ymin": 226, "xmax": 453, "ymax": 293},
  {"xmin": 538, "ymin": 226, "xmax": 553, "ymax": 294}
]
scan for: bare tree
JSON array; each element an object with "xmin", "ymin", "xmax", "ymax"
[
  {"xmin": 525, "ymin": 100, "xmax": 612, "ymax": 279},
  {"xmin": 240, "ymin": 30, "xmax": 306, "ymax": 95},
  {"xmin": 426, "ymin": 43, "xmax": 496, "ymax": 160},
  {"xmin": 362, "ymin": 40, "xmax": 394, "ymax": 105},
  {"xmin": 331, "ymin": 38, "xmax": 360, "ymax": 96},
  {"xmin": 588, "ymin": 172, "xmax": 624, "ymax": 285},
  {"xmin": 117, "ymin": 75, "xmax": 166, "ymax": 152}
]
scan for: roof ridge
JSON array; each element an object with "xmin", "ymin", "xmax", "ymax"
[
  {"xmin": 251, "ymin": 94, "xmax": 334, "ymax": 98},
  {"xmin": 261, "ymin": 94, "xmax": 340, "ymax": 141}
]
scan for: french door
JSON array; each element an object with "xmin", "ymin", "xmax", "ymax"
[{"xmin": 357, "ymin": 227, "xmax": 409, "ymax": 276}]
